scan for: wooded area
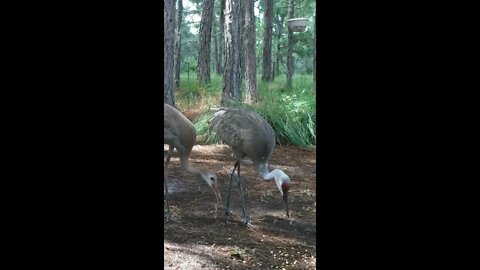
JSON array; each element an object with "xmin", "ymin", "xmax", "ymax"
[
  {"xmin": 164, "ymin": 1, "xmax": 317, "ymax": 268},
  {"xmin": 163, "ymin": 0, "xmax": 316, "ymax": 106}
]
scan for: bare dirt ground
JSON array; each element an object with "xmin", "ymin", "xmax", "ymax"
[{"xmin": 164, "ymin": 109, "xmax": 317, "ymax": 270}]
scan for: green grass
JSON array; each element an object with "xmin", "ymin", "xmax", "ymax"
[
  {"xmin": 176, "ymin": 73, "xmax": 223, "ymax": 109},
  {"xmin": 176, "ymin": 73, "xmax": 316, "ymax": 148}
]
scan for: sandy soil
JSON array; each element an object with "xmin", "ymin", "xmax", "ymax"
[{"xmin": 164, "ymin": 109, "xmax": 317, "ymax": 269}]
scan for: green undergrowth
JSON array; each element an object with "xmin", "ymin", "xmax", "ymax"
[{"xmin": 178, "ymin": 73, "xmax": 316, "ymax": 149}]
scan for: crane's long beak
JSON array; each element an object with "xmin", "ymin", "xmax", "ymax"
[
  {"xmin": 283, "ymin": 190, "xmax": 289, "ymax": 217},
  {"xmin": 212, "ymin": 184, "xmax": 222, "ymax": 203}
]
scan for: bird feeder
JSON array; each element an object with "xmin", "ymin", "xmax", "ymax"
[{"xmin": 287, "ymin": 18, "xmax": 308, "ymax": 32}]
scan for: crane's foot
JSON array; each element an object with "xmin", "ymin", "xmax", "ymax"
[
  {"xmin": 225, "ymin": 208, "xmax": 234, "ymax": 216},
  {"xmin": 164, "ymin": 212, "xmax": 171, "ymax": 222},
  {"xmin": 243, "ymin": 216, "xmax": 252, "ymax": 226},
  {"xmin": 164, "ymin": 214, "xmax": 180, "ymax": 223}
]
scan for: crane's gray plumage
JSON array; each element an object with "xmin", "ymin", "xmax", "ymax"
[
  {"xmin": 164, "ymin": 103, "xmax": 221, "ymax": 221},
  {"xmin": 210, "ymin": 109, "xmax": 275, "ymax": 167},
  {"xmin": 209, "ymin": 107, "xmax": 290, "ymax": 225}
]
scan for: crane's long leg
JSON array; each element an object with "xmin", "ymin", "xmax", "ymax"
[
  {"xmin": 164, "ymin": 145, "xmax": 174, "ymax": 222},
  {"xmin": 225, "ymin": 160, "xmax": 252, "ymax": 225},
  {"xmin": 164, "ymin": 172, "xmax": 170, "ymax": 221},
  {"xmin": 236, "ymin": 162, "xmax": 251, "ymax": 225},
  {"xmin": 225, "ymin": 161, "xmax": 239, "ymax": 216}
]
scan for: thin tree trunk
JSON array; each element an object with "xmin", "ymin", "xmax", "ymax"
[
  {"xmin": 286, "ymin": 0, "xmax": 295, "ymax": 88},
  {"xmin": 164, "ymin": 0, "xmax": 176, "ymax": 106},
  {"xmin": 213, "ymin": 21, "xmax": 220, "ymax": 74},
  {"xmin": 245, "ymin": 0, "xmax": 258, "ymax": 103},
  {"xmin": 218, "ymin": 0, "xmax": 225, "ymax": 75},
  {"xmin": 262, "ymin": 0, "xmax": 274, "ymax": 82},
  {"xmin": 197, "ymin": 0, "xmax": 214, "ymax": 85},
  {"xmin": 272, "ymin": 61, "xmax": 276, "ymax": 81},
  {"xmin": 274, "ymin": 13, "xmax": 286, "ymax": 79},
  {"xmin": 221, "ymin": 0, "xmax": 241, "ymax": 106},
  {"xmin": 313, "ymin": 15, "xmax": 316, "ymax": 94},
  {"xmin": 174, "ymin": 0, "xmax": 183, "ymax": 88},
  {"xmin": 239, "ymin": 0, "xmax": 246, "ymax": 82},
  {"xmin": 213, "ymin": 12, "xmax": 222, "ymax": 75}
]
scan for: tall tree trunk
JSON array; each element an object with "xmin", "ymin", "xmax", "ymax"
[
  {"xmin": 262, "ymin": 0, "xmax": 274, "ymax": 82},
  {"xmin": 174, "ymin": 0, "xmax": 183, "ymax": 88},
  {"xmin": 221, "ymin": 0, "xmax": 241, "ymax": 106},
  {"xmin": 197, "ymin": 0, "xmax": 214, "ymax": 85},
  {"xmin": 164, "ymin": 0, "xmax": 176, "ymax": 106},
  {"xmin": 286, "ymin": 0, "xmax": 295, "ymax": 88},
  {"xmin": 245, "ymin": 0, "xmax": 258, "ymax": 103}
]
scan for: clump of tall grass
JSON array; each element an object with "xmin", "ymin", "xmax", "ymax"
[{"xmin": 251, "ymin": 82, "xmax": 316, "ymax": 149}]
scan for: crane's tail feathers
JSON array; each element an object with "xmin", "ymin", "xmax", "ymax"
[
  {"xmin": 207, "ymin": 109, "xmax": 226, "ymax": 142},
  {"xmin": 208, "ymin": 108, "xmax": 226, "ymax": 122},
  {"xmin": 209, "ymin": 107, "xmax": 227, "ymax": 113},
  {"xmin": 213, "ymin": 110, "xmax": 226, "ymax": 117},
  {"xmin": 208, "ymin": 108, "xmax": 227, "ymax": 128}
]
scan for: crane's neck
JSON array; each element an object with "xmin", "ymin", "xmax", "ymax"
[
  {"xmin": 256, "ymin": 164, "xmax": 290, "ymax": 193},
  {"xmin": 264, "ymin": 169, "xmax": 289, "ymax": 182},
  {"xmin": 180, "ymin": 155, "xmax": 203, "ymax": 175},
  {"xmin": 257, "ymin": 164, "xmax": 272, "ymax": 180}
]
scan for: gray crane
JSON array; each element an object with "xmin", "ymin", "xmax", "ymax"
[
  {"xmin": 164, "ymin": 103, "xmax": 222, "ymax": 221},
  {"xmin": 209, "ymin": 107, "xmax": 290, "ymax": 225}
]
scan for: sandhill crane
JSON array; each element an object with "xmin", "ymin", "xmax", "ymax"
[
  {"xmin": 209, "ymin": 107, "xmax": 290, "ymax": 225},
  {"xmin": 164, "ymin": 103, "xmax": 222, "ymax": 221}
]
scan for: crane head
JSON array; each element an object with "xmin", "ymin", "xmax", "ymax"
[
  {"xmin": 200, "ymin": 171, "xmax": 222, "ymax": 203},
  {"xmin": 271, "ymin": 169, "xmax": 290, "ymax": 218}
]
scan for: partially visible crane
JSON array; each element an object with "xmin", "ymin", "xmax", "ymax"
[
  {"xmin": 164, "ymin": 103, "xmax": 222, "ymax": 221},
  {"xmin": 209, "ymin": 107, "xmax": 290, "ymax": 226}
]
